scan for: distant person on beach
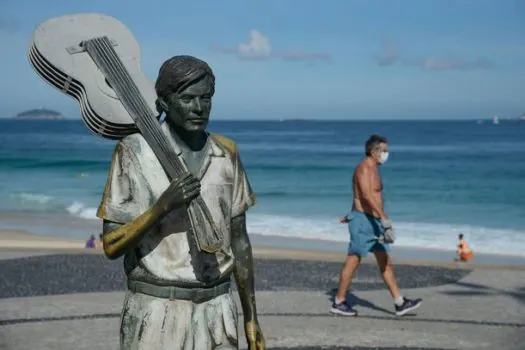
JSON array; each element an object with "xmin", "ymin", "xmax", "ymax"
[
  {"xmin": 85, "ymin": 234, "xmax": 96, "ymax": 249},
  {"xmin": 456, "ymin": 233, "xmax": 474, "ymax": 262},
  {"xmin": 332, "ymin": 134, "xmax": 422, "ymax": 317}
]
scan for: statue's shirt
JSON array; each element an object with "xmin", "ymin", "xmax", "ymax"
[{"xmin": 96, "ymin": 122, "xmax": 255, "ymax": 285}]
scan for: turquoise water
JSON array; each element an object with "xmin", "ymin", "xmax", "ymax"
[{"xmin": 0, "ymin": 119, "xmax": 524, "ymax": 255}]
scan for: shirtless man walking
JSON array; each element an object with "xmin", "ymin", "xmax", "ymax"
[{"xmin": 331, "ymin": 134, "xmax": 422, "ymax": 317}]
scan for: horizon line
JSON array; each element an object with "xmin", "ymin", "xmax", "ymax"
[{"xmin": 0, "ymin": 116, "xmax": 512, "ymax": 122}]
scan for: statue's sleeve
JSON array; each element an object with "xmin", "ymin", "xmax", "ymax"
[
  {"xmin": 96, "ymin": 140, "xmax": 146, "ymax": 224},
  {"xmin": 231, "ymin": 151, "xmax": 256, "ymax": 218}
]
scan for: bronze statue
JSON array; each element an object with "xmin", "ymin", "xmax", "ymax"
[
  {"xmin": 97, "ymin": 55, "xmax": 265, "ymax": 350},
  {"xmin": 27, "ymin": 13, "xmax": 263, "ymax": 350}
]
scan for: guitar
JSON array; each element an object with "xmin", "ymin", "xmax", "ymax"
[{"xmin": 28, "ymin": 13, "xmax": 223, "ymax": 253}]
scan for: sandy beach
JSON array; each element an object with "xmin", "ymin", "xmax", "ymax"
[
  {"xmin": 1, "ymin": 229, "xmax": 524, "ymax": 270},
  {"xmin": 0, "ymin": 228, "xmax": 524, "ymax": 349}
]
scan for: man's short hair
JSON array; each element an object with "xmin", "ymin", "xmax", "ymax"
[
  {"xmin": 154, "ymin": 55, "xmax": 216, "ymax": 105},
  {"xmin": 365, "ymin": 134, "xmax": 388, "ymax": 156}
]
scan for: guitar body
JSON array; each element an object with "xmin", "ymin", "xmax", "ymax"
[{"xmin": 28, "ymin": 13, "xmax": 158, "ymax": 139}]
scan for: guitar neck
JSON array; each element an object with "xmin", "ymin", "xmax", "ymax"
[
  {"xmin": 83, "ymin": 36, "xmax": 223, "ymax": 253},
  {"xmin": 84, "ymin": 36, "xmax": 183, "ymax": 180}
]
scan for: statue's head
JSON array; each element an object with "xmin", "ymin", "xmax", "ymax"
[{"xmin": 155, "ymin": 55, "xmax": 215, "ymax": 132}]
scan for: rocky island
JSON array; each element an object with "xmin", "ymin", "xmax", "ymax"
[{"xmin": 14, "ymin": 108, "xmax": 65, "ymax": 120}]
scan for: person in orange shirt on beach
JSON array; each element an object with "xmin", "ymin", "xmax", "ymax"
[{"xmin": 456, "ymin": 233, "xmax": 474, "ymax": 262}]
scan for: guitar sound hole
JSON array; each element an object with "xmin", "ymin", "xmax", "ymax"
[{"xmin": 105, "ymin": 78, "xmax": 113, "ymax": 89}]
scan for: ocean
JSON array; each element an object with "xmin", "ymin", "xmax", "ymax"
[{"xmin": 0, "ymin": 118, "xmax": 524, "ymax": 256}]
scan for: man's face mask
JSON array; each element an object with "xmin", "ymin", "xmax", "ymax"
[{"xmin": 379, "ymin": 151, "xmax": 389, "ymax": 164}]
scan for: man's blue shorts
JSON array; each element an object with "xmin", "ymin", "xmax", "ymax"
[{"xmin": 347, "ymin": 210, "xmax": 390, "ymax": 258}]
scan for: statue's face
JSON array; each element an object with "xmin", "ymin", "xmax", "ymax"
[{"xmin": 165, "ymin": 75, "xmax": 213, "ymax": 132}]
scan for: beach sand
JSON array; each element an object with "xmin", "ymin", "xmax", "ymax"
[
  {"xmin": 0, "ymin": 228, "xmax": 524, "ymax": 349},
  {"xmin": 1, "ymin": 229, "xmax": 524, "ymax": 269}
]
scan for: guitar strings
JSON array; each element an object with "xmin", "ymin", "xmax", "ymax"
[
  {"xmin": 89, "ymin": 37, "xmax": 222, "ymax": 247},
  {"xmin": 98, "ymin": 38, "xmax": 194, "ymax": 181},
  {"xmin": 94, "ymin": 39, "xmax": 167, "ymax": 155},
  {"xmin": 91, "ymin": 37, "xmax": 184, "ymax": 178}
]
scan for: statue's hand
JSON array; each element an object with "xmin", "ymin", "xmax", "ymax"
[
  {"xmin": 245, "ymin": 320, "xmax": 265, "ymax": 350},
  {"xmin": 156, "ymin": 172, "xmax": 200, "ymax": 213}
]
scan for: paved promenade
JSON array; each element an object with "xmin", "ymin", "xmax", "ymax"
[{"xmin": 0, "ymin": 250, "xmax": 523, "ymax": 349}]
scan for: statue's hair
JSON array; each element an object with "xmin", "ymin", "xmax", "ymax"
[{"xmin": 154, "ymin": 55, "xmax": 215, "ymax": 112}]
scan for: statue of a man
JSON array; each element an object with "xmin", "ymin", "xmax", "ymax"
[{"xmin": 96, "ymin": 55, "xmax": 265, "ymax": 350}]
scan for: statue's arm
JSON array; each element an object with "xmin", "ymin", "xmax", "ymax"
[
  {"xmin": 102, "ymin": 172, "xmax": 199, "ymax": 260},
  {"xmin": 99, "ymin": 140, "xmax": 163, "ymax": 260},
  {"xmin": 101, "ymin": 206, "xmax": 164, "ymax": 260},
  {"xmin": 231, "ymin": 213, "xmax": 259, "ymax": 323}
]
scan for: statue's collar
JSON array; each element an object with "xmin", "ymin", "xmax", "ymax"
[{"xmin": 161, "ymin": 121, "xmax": 224, "ymax": 157}]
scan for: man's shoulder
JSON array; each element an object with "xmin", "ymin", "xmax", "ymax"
[
  {"xmin": 355, "ymin": 159, "xmax": 372, "ymax": 174},
  {"xmin": 210, "ymin": 133, "xmax": 238, "ymax": 156},
  {"xmin": 355, "ymin": 159, "xmax": 367, "ymax": 170}
]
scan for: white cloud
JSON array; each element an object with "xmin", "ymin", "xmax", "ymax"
[
  {"xmin": 211, "ymin": 29, "xmax": 331, "ymax": 63},
  {"xmin": 237, "ymin": 30, "xmax": 271, "ymax": 59}
]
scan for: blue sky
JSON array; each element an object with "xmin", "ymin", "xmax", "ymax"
[{"xmin": 0, "ymin": 0, "xmax": 523, "ymax": 119}]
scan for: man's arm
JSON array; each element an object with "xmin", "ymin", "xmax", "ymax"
[
  {"xmin": 355, "ymin": 165, "xmax": 387, "ymax": 219},
  {"xmin": 231, "ymin": 213, "xmax": 258, "ymax": 323}
]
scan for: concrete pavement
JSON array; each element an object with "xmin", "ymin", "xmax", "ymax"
[{"xmin": 0, "ymin": 252, "xmax": 524, "ymax": 349}]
